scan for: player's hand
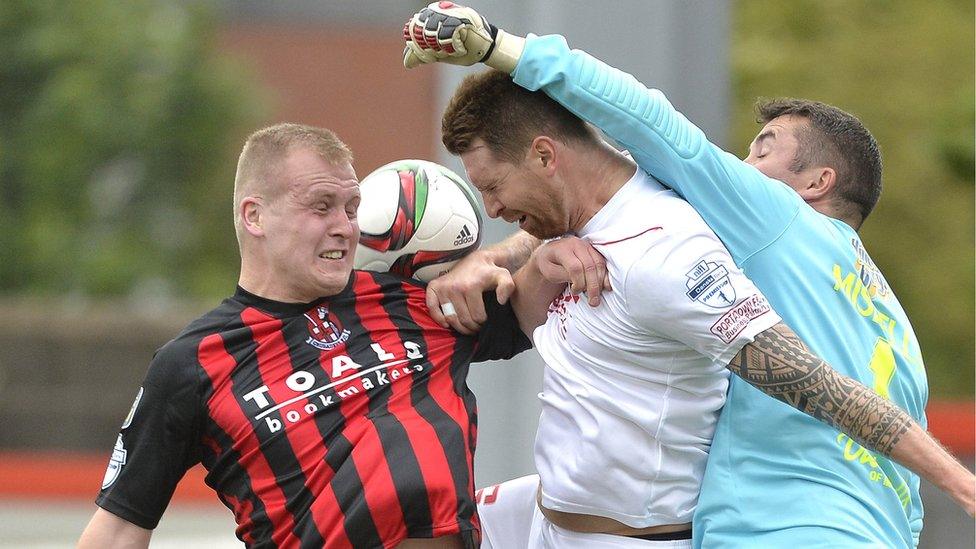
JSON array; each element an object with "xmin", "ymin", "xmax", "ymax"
[
  {"xmin": 402, "ymin": 1, "xmax": 525, "ymax": 73},
  {"xmin": 426, "ymin": 249, "xmax": 515, "ymax": 335},
  {"xmin": 534, "ymin": 237, "xmax": 611, "ymax": 307}
]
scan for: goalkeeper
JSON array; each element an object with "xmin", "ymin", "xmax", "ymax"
[{"xmin": 402, "ymin": 3, "xmax": 975, "ymax": 548}]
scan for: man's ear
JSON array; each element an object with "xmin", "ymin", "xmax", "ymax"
[
  {"xmin": 528, "ymin": 136, "xmax": 557, "ymax": 175},
  {"xmin": 798, "ymin": 166, "xmax": 836, "ymax": 202},
  {"xmin": 240, "ymin": 197, "xmax": 265, "ymax": 237}
]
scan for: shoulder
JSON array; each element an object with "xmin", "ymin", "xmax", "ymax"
[
  {"xmin": 346, "ymin": 270, "xmax": 439, "ymax": 325},
  {"xmin": 148, "ymin": 299, "xmax": 242, "ymax": 387},
  {"xmin": 350, "ymin": 270, "xmax": 424, "ymax": 296},
  {"xmin": 599, "ymin": 195, "xmax": 725, "ymax": 274},
  {"xmin": 616, "ymin": 216, "xmax": 739, "ymax": 310},
  {"xmin": 345, "ymin": 271, "xmax": 431, "ymax": 315}
]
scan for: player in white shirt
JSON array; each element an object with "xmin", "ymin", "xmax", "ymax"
[
  {"xmin": 422, "ymin": 69, "xmax": 788, "ymax": 547},
  {"xmin": 437, "ymin": 83, "xmax": 780, "ymax": 546},
  {"xmin": 529, "ymin": 169, "xmax": 778, "ymax": 534}
]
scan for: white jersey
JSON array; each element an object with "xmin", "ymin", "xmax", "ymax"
[{"xmin": 532, "ymin": 168, "xmax": 780, "ymax": 527}]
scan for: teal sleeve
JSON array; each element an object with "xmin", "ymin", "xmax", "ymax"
[{"xmin": 512, "ymin": 34, "xmax": 803, "ymax": 263}]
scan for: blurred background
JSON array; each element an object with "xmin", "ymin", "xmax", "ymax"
[{"xmin": 0, "ymin": 0, "xmax": 971, "ymax": 547}]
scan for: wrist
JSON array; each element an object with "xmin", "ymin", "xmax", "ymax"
[
  {"xmin": 512, "ymin": 246, "xmax": 545, "ymax": 288},
  {"xmin": 504, "ymin": 232, "xmax": 542, "ymax": 271},
  {"xmin": 484, "ymin": 29, "xmax": 525, "ymax": 73},
  {"xmin": 479, "ymin": 246, "xmax": 519, "ymax": 272}
]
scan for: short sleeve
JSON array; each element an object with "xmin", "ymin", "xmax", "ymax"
[
  {"xmin": 95, "ymin": 339, "xmax": 204, "ymax": 529},
  {"xmin": 471, "ymin": 291, "xmax": 533, "ymax": 362},
  {"xmin": 625, "ymin": 228, "xmax": 781, "ymax": 365}
]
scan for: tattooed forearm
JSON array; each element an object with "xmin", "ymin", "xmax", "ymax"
[{"xmin": 729, "ymin": 322, "xmax": 913, "ymax": 457}]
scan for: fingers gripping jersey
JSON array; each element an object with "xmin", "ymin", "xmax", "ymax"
[{"xmin": 96, "ymin": 271, "xmax": 530, "ymax": 548}]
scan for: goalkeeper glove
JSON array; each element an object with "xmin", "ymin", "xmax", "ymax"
[{"xmin": 402, "ymin": 1, "xmax": 525, "ymax": 73}]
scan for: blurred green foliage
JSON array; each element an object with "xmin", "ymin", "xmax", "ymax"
[
  {"xmin": 0, "ymin": 1, "xmax": 265, "ymax": 302},
  {"xmin": 732, "ymin": 0, "xmax": 975, "ymax": 397}
]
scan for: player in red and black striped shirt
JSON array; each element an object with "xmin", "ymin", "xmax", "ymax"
[
  {"xmin": 94, "ymin": 273, "xmax": 527, "ymax": 548},
  {"xmin": 78, "ymin": 124, "xmax": 597, "ymax": 548}
]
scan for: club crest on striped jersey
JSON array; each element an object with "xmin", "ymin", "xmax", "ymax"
[
  {"xmin": 685, "ymin": 259, "xmax": 735, "ymax": 309},
  {"xmin": 304, "ymin": 306, "xmax": 350, "ymax": 350},
  {"xmin": 101, "ymin": 434, "xmax": 127, "ymax": 489}
]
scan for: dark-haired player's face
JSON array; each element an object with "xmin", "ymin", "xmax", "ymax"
[
  {"xmin": 261, "ymin": 149, "xmax": 360, "ymax": 300},
  {"xmin": 744, "ymin": 115, "xmax": 817, "ymax": 195},
  {"xmin": 460, "ymin": 139, "xmax": 568, "ymax": 239}
]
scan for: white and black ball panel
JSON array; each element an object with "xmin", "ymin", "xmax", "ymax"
[
  {"xmin": 356, "ymin": 168, "xmax": 402, "ymax": 235},
  {"xmin": 354, "ymin": 159, "xmax": 483, "ymax": 282}
]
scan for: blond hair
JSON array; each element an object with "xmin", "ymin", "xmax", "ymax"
[{"xmin": 233, "ymin": 123, "xmax": 353, "ymax": 243}]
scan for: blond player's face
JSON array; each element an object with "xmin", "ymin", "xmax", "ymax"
[
  {"xmin": 260, "ymin": 149, "xmax": 360, "ymax": 301},
  {"xmin": 460, "ymin": 140, "xmax": 568, "ymax": 239}
]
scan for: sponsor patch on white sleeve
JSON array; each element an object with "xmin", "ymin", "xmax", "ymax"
[
  {"xmin": 710, "ymin": 294, "xmax": 772, "ymax": 343},
  {"xmin": 685, "ymin": 260, "xmax": 736, "ymax": 309}
]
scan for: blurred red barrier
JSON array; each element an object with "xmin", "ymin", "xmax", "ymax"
[
  {"xmin": 0, "ymin": 452, "xmax": 214, "ymax": 502},
  {"xmin": 0, "ymin": 401, "xmax": 971, "ymax": 499},
  {"xmin": 925, "ymin": 400, "xmax": 975, "ymax": 460}
]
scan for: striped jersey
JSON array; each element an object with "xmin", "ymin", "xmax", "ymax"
[{"xmin": 96, "ymin": 271, "xmax": 531, "ymax": 548}]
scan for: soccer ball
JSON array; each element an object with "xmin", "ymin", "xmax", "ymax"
[{"xmin": 355, "ymin": 159, "xmax": 483, "ymax": 282}]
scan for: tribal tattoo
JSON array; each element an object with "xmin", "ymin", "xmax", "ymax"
[{"xmin": 729, "ymin": 322, "xmax": 913, "ymax": 457}]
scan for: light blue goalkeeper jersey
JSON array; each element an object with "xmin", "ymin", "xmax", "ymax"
[{"xmin": 513, "ymin": 35, "xmax": 927, "ymax": 548}]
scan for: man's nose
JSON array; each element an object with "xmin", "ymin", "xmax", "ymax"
[
  {"xmin": 329, "ymin": 210, "xmax": 356, "ymax": 236},
  {"xmin": 483, "ymin": 194, "xmax": 503, "ymax": 218}
]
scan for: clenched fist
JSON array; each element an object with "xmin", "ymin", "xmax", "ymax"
[{"xmin": 402, "ymin": 1, "xmax": 524, "ymax": 73}]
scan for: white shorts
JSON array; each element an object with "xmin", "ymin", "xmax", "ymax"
[{"xmin": 477, "ymin": 475, "xmax": 691, "ymax": 549}]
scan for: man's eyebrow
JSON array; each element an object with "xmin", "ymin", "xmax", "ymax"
[
  {"xmin": 302, "ymin": 180, "xmax": 351, "ymax": 197},
  {"xmin": 469, "ymin": 172, "xmax": 497, "ymax": 192},
  {"xmin": 486, "ymin": 163, "xmax": 518, "ymax": 189},
  {"xmin": 303, "ymin": 188, "xmax": 335, "ymax": 199},
  {"xmin": 755, "ymin": 130, "xmax": 775, "ymax": 143}
]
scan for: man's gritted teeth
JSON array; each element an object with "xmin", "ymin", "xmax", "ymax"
[
  {"xmin": 502, "ymin": 212, "xmax": 527, "ymax": 225},
  {"xmin": 319, "ymin": 250, "xmax": 346, "ymax": 260}
]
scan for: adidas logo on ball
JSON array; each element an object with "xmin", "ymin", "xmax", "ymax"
[{"xmin": 454, "ymin": 224, "xmax": 475, "ymax": 247}]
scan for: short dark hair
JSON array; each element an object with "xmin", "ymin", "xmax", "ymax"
[
  {"xmin": 442, "ymin": 69, "xmax": 599, "ymax": 162},
  {"xmin": 756, "ymin": 98, "xmax": 882, "ymax": 225}
]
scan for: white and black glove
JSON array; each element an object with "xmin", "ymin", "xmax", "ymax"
[{"xmin": 402, "ymin": 1, "xmax": 525, "ymax": 73}]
